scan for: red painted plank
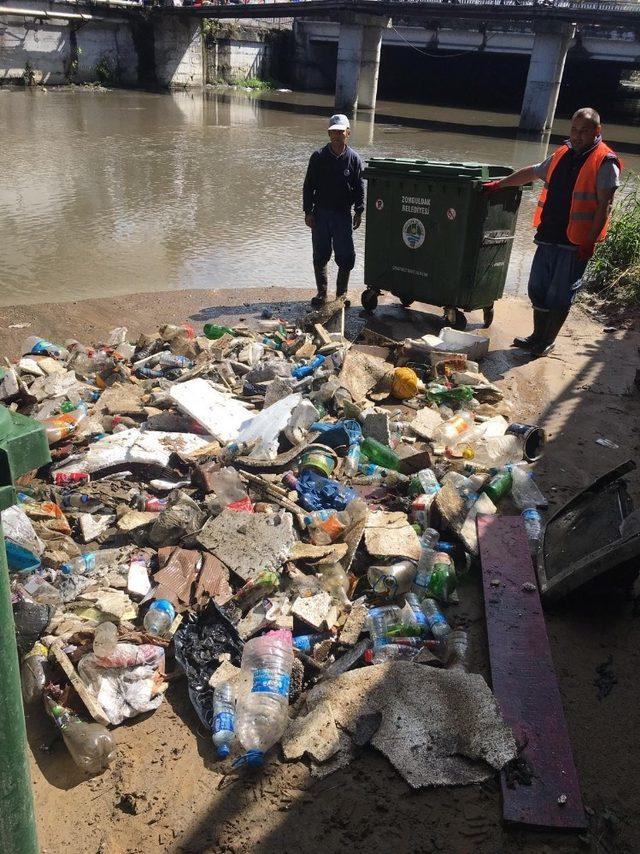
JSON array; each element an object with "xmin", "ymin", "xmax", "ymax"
[{"xmin": 477, "ymin": 514, "xmax": 587, "ymax": 830}]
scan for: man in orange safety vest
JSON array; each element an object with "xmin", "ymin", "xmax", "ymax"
[{"xmin": 484, "ymin": 108, "xmax": 621, "ymax": 356}]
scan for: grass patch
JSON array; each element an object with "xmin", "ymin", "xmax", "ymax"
[
  {"xmin": 235, "ymin": 76, "xmax": 276, "ymax": 90},
  {"xmin": 581, "ymin": 176, "xmax": 640, "ymax": 315}
]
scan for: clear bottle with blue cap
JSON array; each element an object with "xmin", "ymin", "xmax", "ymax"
[
  {"xmin": 143, "ymin": 599, "xmax": 176, "ymax": 638},
  {"xmin": 212, "ymin": 682, "xmax": 236, "ymax": 759},
  {"xmin": 234, "ymin": 630, "xmax": 293, "ymax": 768}
]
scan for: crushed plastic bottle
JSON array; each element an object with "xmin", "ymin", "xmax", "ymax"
[
  {"xmin": 21, "ymin": 641, "xmax": 48, "ymax": 704},
  {"xmin": 431, "ymin": 411, "xmax": 475, "ymax": 447},
  {"xmin": 424, "ymin": 552, "xmax": 457, "ymax": 603},
  {"xmin": 212, "ymin": 682, "xmax": 236, "ymax": 759},
  {"xmin": 343, "ymin": 441, "xmax": 362, "ymax": 478},
  {"xmin": 445, "ymin": 629, "xmax": 468, "ymax": 671},
  {"xmin": 509, "ymin": 465, "xmax": 548, "ymax": 509},
  {"xmin": 420, "ymin": 599, "xmax": 451, "ymax": 640},
  {"xmin": 234, "ymin": 630, "xmax": 294, "ymax": 767},
  {"xmin": 522, "ymin": 507, "xmax": 543, "ymax": 556},
  {"xmin": 402, "ymin": 592, "xmax": 429, "ymax": 634},
  {"xmin": 411, "ymin": 528, "xmax": 439, "ymax": 598},
  {"xmin": 45, "ymin": 697, "xmax": 116, "ymax": 774}
]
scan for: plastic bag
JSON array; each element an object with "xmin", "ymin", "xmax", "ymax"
[
  {"xmin": 173, "ymin": 601, "xmax": 243, "ymax": 729},
  {"xmin": 78, "ymin": 647, "xmax": 166, "ymax": 725},
  {"xmin": 1, "ymin": 505, "xmax": 45, "ymax": 556}
]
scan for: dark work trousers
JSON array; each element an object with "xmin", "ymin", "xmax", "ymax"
[
  {"xmin": 527, "ymin": 244, "xmax": 589, "ymax": 309},
  {"xmin": 311, "ymin": 208, "xmax": 356, "ymax": 271}
]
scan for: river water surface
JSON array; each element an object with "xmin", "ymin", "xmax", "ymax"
[{"xmin": 2, "ymin": 87, "xmax": 638, "ymax": 307}]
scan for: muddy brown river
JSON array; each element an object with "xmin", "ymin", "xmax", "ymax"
[{"xmin": 1, "ymin": 86, "xmax": 638, "ymax": 307}]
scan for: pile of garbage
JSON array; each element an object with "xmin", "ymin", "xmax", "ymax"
[{"xmin": 2, "ymin": 309, "xmax": 548, "ymax": 784}]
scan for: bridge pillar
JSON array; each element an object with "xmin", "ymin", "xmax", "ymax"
[
  {"xmin": 153, "ymin": 16, "xmax": 204, "ymax": 88},
  {"xmin": 335, "ymin": 19, "xmax": 364, "ymax": 114},
  {"xmin": 357, "ymin": 18, "xmax": 389, "ymax": 110},
  {"xmin": 519, "ymin": 21, "xmax": 575, "ymax": 133}
]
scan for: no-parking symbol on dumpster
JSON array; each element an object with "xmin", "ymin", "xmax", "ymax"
[
  {"xmin": 402, "ymin": 218, "xmax": 425, "ymax": 250},
  {"xmin": 375, "ymin": 198, "xmax": 384, "ymax": 211},
  {"xmin": 446, "ymin": 208, "xmax": 457, "ymax": 221}
]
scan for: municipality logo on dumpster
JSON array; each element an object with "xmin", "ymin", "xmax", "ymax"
[{"xmin": 402, "ymin": 218, "xmax": 425, "ymax": 250}]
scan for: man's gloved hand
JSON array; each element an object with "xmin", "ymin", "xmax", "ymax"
[
  {"xmin": 353, "ymin": 212, "xmax": 362, "ymax": 230},
  {"xmin": 482, "ymin": 180, "xmax": 502, "ymax": 194},
  {"xmin": 578, "ymin": 242, "xmax": 595, "ymax": 262}
]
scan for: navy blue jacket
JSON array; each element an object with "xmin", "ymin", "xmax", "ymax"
[{"xmin": 303, "ymin": 144, "xmax": 365, "ymax": 215}]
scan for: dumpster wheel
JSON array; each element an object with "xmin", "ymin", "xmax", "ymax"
[
  {"xmin": 361, "ymin": 289, "xmax": 379, "ymax": 312},
  {"xmin": 483, "ymin": 305, "xmax": 494, "ymax": 328},
  {"xmin": 444, "ymin": 307, "xmax": 467, "ymax": 331},
  {"xmin": 400, "ymin": 296, "xmax": 414, "ymax": 308}
]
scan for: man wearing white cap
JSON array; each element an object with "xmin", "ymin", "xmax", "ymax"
[{"xmin": 303, "ymin": 114, "xmax": 365, "ymax": 307}]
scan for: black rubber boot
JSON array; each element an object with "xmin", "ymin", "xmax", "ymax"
[
  {"xmin": 336, "ymin": 268, "xmax": 351, "ymax": 308},
  {"xmin": 513, "ymin": 307, "xmax": 548, "ymax": 349},
  {"xmin": 311, "ymin": 263, "xmax": 328, "ymax": 308},
  {"xmin": 529, "ymin": 307, "xmax": 570, "ymax": 357}
]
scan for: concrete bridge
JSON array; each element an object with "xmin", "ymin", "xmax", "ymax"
[{"xmin": 1, "ymin": 0, "xmax": 639, "ymax": 130}]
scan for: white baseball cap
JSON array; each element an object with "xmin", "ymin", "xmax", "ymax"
[{"xmin": 328, "ymin": 114, "xmax": 350, "ymax": 131}]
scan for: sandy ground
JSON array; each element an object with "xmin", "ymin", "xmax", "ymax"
[{"xmin": 3, "ymin": 287, "xmax": 640, "ymax": 854}]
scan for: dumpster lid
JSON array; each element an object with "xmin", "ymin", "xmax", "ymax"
[
  {"xmin": 537, "ymin": 459, "xmax": 640, "ymax": 600},
  {"xmin": 363, "ymin": 158, "xmax": 512, "ymax": 181}
]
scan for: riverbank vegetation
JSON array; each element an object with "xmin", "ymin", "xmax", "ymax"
[{"xmin": 581, "ymin": 179, "xmax": 640, "ymax": 315}]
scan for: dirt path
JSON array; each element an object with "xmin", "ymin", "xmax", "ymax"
[{"xmin": 6, "ymin": 289, "xmax": 640, "ymax": 854}]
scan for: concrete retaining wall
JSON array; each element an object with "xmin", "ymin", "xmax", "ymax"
[
  {"xmin": 208, "ymin": 38, "xmax": 270, "ymax": 83},
  {"xmin": 0, "ymin": 12, "xmax": 138, "ymax": 85}
]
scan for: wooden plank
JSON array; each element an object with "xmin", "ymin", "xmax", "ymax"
[
  {"xmin": 49, "ymin": 639, "xmax": 110, "ymax": 726},
  {"xmin": 477, "ymin": 514, "xmax": 587, "ymax": 830}
]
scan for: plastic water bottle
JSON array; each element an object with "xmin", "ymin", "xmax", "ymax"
[
  {"xmin": 509, "ymin": 465, "xmax": 548, "ymax": 509},
  {"xmin": 235, "ymin": 630, "xmax": 294, "ymax": 766},
  {"xmin": 366, "ymin": 606, "xmax": 408, "ymax": 662},
  {"xmin": 343, "ymin": 442, "xmax": 361, "ymax": 478},
  {"xmin": 93, "ymin": 622, "xmax": 118, "ymax": 659},
  {"xmin": 403, "ymin": 593, "xmax": 429, "ymax": 633},
  {"xmin": 212, "ymin": 682, "xmax": 236, "ymax": 759},
  {"xmin": 143, "ymin": 599, "xmax": 176, "ymax": 638},
  {"xmin": 431, "ymin": 411, "xmax": 475, "ymax": 447},
  {"xmin": 411, "ymin": 528, "xmax": 439, "ymax": 597},
  {"xmin": 60, "ymin": 548, "xmax": 122, "ymax": 575},
  {"xmin": 522, "ymin": 507, "xmax": 542, "ymax": 556},
  {"xmin": 416, "ymin": 468, "xmax": 440, "ymax": 495},
  {"xmin": 355, "ymin": 463, "xmax": 408, "ymax": 486},
  {"xmin": 420, "ymin": 599, "xmax": 451, "ymax": 640}
]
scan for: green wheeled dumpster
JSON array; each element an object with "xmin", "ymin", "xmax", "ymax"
[
  {"xmin": 362, "ymin": 159, "xmax": 523, "ymax": 329},
  {"xmin": 0, "ymin": 404, "xmax": 51, "ymax": 854}
]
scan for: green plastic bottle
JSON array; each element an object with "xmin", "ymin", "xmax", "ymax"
[
  {"xmin": 360, "ymin": 437, "xmax": 401, "ymax": 471},
  {"xmin": 426, "ymin": 384, "xmax": 474, "ymax": 405},
  {"xmin": 425, "ymin": 552, "xmax": 457, "ymax": 603},
  {"xmin": 483, "ymin": 470, "xmax": 513, "ymax": 504},
  {"xmin": 203, "ymin": 323, "xmax": 236, "ymax": 340}
]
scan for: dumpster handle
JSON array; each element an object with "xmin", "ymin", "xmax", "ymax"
[{"xmin": 482, "ymin": 235, "xmax": 515, "ymax": 246}]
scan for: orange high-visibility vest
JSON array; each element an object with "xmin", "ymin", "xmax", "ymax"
[{"xmin": 533, "ymin": 141, "xmax": 621, "ymax": 244}]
